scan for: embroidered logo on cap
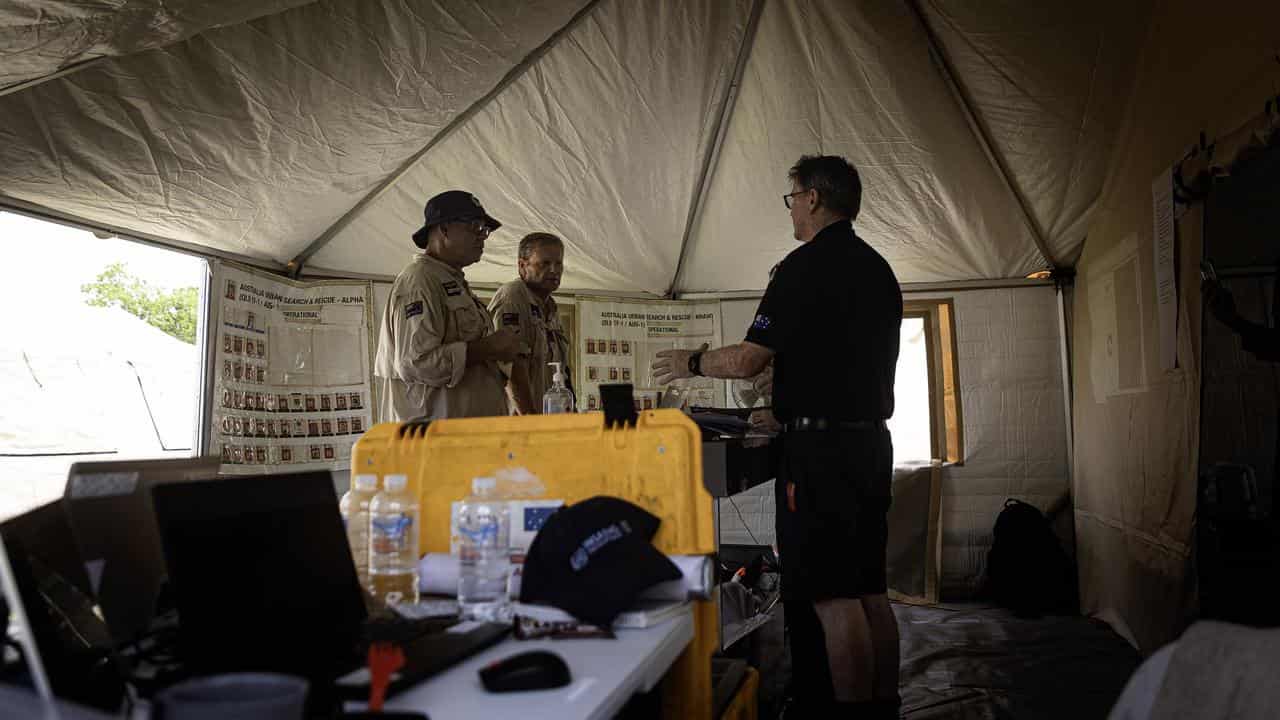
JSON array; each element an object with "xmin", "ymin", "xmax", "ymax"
[
  {"xmin": 568, "ymin": 520, "xmax": 633, "ymax": 572},
  {"xmin": 751, "ymin": 314, "xmax": 771, "ymax": 330},
  {"xmin": 405, "ymin": 301, "xmax": 424, "ymax": 319}
]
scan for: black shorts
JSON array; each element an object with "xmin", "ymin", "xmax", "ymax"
[{"xmin": 774, "ymin": 426, "xmax": 892, "ymax": 601}]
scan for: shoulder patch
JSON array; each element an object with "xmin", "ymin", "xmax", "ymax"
[
  {"xmin": 405, "ymin": 300, "xmax": 424, "ymax": 319},
  {"xmin": 751, "ymin": 314, "xmax": 771, "ymax": 330},
  {"xmin": 502, "ymin": 312, "xmax": 521, "ymax": 327}
]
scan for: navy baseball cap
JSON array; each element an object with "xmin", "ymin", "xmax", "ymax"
[
  {"xmin": 519, "ymin": 496, "xmax": 680, "ymax": 628},
  {"xmin": 411, "ymin": 190, "xmax": 502, "ymax": 249}
]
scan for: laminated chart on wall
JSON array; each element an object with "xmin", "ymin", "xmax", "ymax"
[
  {"xmin": 575, "ymin": 297, "xmax": 723, "ymax": 412},
  {"xmin": 211, "ymin": 261, "xmax": 374, "ymax": 474},
  {"xmin": 1085, "ymin": 234, "xmax": 1149, "ymax": 403}
]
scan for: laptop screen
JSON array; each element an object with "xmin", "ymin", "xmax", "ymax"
[
  {"xmin": 151, "ymin": 471, "xmax": 367, "ymax": 678},
  {"xmin": 0, "ymin": 502, "xmax": 124, "ymax": 711},
  {"xmin": 63, "ymin": 456, "xmax": 220, "ymax": 645}
]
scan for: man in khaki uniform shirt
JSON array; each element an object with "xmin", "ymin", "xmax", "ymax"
[
  {"xmin": 375, "ymin": 190, "xmax": 527, "ymax": 422},
  {"xmin": 488, "ymin": 233, "xmax": 572, "ymax": 414}
]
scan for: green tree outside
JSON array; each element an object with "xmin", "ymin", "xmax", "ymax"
[{"xmin": 81, "ymin": 263, "xmax": 198, "ymax": 344}]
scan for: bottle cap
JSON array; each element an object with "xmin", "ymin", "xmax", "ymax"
[
  {"xmin": 384, "ymin": 474, "xmax": 408, "ymax": 492},
  {"xmin": 353, "ymin": 474, "xmax": 378, "ymax": 490}
]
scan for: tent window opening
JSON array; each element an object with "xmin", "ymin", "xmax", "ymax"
[
  {"xmin": 0, "ymin": 211, "xmax": 208, "ymax": 521},
  {"xmin": 888, "ymin": 299, "xmax": 963, "ymax": 465}
]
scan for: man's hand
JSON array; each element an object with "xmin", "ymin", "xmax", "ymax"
[
  {"xmin": 743, "ymin": 408, "xmax": 781, "ymax": 448},
  {"xmin": 748, "ymin": 408, "xmax": 781, "ymax": 434},
  {"xmin": 469, "ymin": 328, "xmax": 529, "ymax": 365},
  {"xmin": 653, "ymin": 343, "xmax": 709, "ymax": 385}
]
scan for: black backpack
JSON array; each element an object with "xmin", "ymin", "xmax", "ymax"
[{"xmin": 984, "ymin": 499, "xmax": 1078, "ymax": 617}]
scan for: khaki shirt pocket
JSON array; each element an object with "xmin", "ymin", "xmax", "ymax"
[{"xmin": 452, "ymin": 306, "xmax": 485, "ymax": 341}]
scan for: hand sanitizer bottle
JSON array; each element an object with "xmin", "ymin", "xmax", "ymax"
[{"xmin": 542, "ymin": 362, "xmax": 575, "ymax": 414}]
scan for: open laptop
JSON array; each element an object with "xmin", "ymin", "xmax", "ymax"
[
  {"xmin": 0, "ymin": 502, "xmax": 125, "ymax": 712},
  {"xmin": 150, "ymin": 471, "xmax": 508, "ymax": 698},
  {"xmin": 62, "ymin": 457, "xmax": 220, "ymax": 647}
]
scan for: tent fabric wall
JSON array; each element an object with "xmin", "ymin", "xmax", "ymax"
[
  {"xmin": 0, "ymin": 0, "xmax": 1148, "ymax": 295},
  {"xmin": 0, "ymin": 0, "xmax": 588, "ymax": 262},
  {"xmin": 0, "ymin": 1, "xmax": 314, "ymax": 89},
  {"xmin": 924, "ymin": 286, "xmax": 1071, "ymax": 598},
  {"xmin": 314, "ymin": 0, "xmax": 753, "ymax": 294},
  {"xmin": 920, "ymin": 1, "xmax": 1151, "ymax": 267},
  {"xmin": 680, "ymin": 0, "xmax": 1147, "ymax": 292},
  {"xmin": 1072, "ymin": 0, "xmax": 1280, "ymax": 654}
]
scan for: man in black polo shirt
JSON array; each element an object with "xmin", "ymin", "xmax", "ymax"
[{"xmin": 655, "ymin": 155, "xmax": 902, "ymax": 717}]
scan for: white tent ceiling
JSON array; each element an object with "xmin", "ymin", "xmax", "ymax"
[{"xmin": 0, "ymin": 0, "xmax": 1150, "ymax": 295}]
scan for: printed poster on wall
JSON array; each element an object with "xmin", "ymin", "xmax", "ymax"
[
  {"xmin": 211, "ymin": 261, "xmax": 375, "ymax": 474},
  {"xmin": 575, "ymin": 297, "xmax": 723, "ymax": 412}
]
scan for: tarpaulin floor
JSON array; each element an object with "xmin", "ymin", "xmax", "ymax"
[{"xmin": 898, "ymin": 603, "xmax": 1141, "ymax": 719}]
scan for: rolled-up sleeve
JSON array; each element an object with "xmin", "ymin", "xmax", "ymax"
[{"xmin": 393, "ymin": 288, "xmax": 467, "ymax": 388}]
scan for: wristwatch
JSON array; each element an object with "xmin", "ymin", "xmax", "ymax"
[{"xmin": 688, "ymin": 351, "xmax": 704, "ymax": 377}]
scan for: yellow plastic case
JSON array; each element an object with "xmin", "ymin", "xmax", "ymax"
[
  {"xmin": 351, "ymin": 409, "xmax": 718, "ymax": 717},
  {"xmin": 351, "ymin": 409, "xmax": 714, "ymax": 556}
]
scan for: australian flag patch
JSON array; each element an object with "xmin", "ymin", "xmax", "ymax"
[
  {"xmin": 502, "ymin": 312, "xmax": 521, "ymax": 327},
  {"xmin": 751, "ymin": 314, "xmax": 771, "ymax": 330},
  {"xmin": 405, "ymin": 301, "xmax": 424, "ymax": 319}
]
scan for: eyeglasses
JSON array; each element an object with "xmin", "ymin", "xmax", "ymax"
[
  {"xmin": 452, "ymin": 219, "xmax": 491, "ymax": 238},
  {"xmin": 782, "ymin": 189, "xmax": 810, "ymax": 209}
]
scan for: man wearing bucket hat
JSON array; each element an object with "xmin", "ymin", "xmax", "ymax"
[{"xmin": 375, "ymin": 190, "xmax": 528, "ymax": 422}]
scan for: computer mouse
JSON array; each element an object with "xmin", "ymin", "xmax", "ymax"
[{"xmin": 478, "ymin": 650, "xmax": 571, "ymax": 692}]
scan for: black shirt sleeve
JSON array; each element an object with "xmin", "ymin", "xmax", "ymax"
[{"xmin": 745, "ymin": 256, "xmax": 805, "ymax": 351}]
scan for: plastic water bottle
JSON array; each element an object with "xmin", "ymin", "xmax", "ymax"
[
  {"xmin": 457, "ymin": 477, "xmax": 510, "ymax": 620},
  {"xmin": 339, "ymin": 473, "xmax": 379, "ymax": 592},
  {"xmin": 368, "ymin": 474, "xmax": 420, "ymax": 606},
  {"xmin": 542, "ymin": 361, "xmax": 575, "ymax": 414}
]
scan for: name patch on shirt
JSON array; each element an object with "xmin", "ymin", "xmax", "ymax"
[
  {"xmin": 443, "ymin": 280, "xmax": 462, "ymax": 297},
  {"xmin": 502, "ymin": 312, "xmax": 521, "ymax": 327},
  {"xmin": 405, "ymin": 301, "xmax": 424, "ymax": 319},
  {"xmin": 751, "ymin": 314, "xmax": 772, "ymax": 330}
]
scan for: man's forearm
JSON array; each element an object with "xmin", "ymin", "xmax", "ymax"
[{"xmin": 701, "ymin": 342, "xmax": 771, "ymax": 379}]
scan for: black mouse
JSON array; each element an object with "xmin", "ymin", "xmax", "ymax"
[{"xmin": 478, "ymin": 650, "xmax": 572, "ymax": 692}]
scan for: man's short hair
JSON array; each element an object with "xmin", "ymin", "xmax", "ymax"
[
  {"xmin": 788, "ymin": 155, "xmax": 862, "ymax": 220},
  {"xmin": 518, "ymin": 232, "xmax": 564, "ymax": 261}
]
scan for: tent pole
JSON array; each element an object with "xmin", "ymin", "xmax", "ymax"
[
  {"xmin": 667, "ymin": 0, "xmax": 767, "ymax": 299},
  {"xmin": 1056, "ymin": 277, "xmax": 1075, "ymax": 488},
  {"xmin": 904, "ymin": 0, "xmax": 1060, "ymax": 271},
  {"xmin": 287, "ymin": 0, "xmax": 607, "ymax": 278},
  {"xmin": 0, "ymin": 57, "xmax": 111, "ymax": 99}
]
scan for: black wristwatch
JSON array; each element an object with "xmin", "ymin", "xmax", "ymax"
[{"xmin": 688, "ymin": 351, "xmax": 704, "ymax": 377}]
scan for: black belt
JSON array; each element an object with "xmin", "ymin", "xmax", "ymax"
[{"xmin": 783, "ymin": 417, "xmax": 886, "ymax": 433}]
